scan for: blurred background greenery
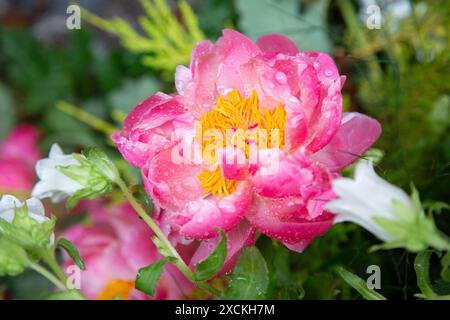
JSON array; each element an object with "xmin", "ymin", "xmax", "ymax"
[{"xmin": 0, "ymin": 0, "xmax": 449, "ymax": 299}]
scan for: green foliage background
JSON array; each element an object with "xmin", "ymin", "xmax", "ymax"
[{"xmin": 0, "ymin": 0, "xmax": 449, "ymax": 300}]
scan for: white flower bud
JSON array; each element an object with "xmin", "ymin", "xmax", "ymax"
[{"xmin": 31, "ymin": 144, "xmax": 83, "ymax": 202}]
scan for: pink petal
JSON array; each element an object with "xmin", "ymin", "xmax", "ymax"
[
  {"xmin": 215, "ymin": 29, "xmax": 261, "ymax": 95},
  {"xmin": 283, "ymin": 239, "xmax": 312, "ymax": 252},
  {"xmin": 256, "ymin": 34, "xmax": 299, "ymax": 56},
  {"xmin": 0, "ymin": 124, "xmax": 40, "ymax": 168},
  {"xmin": 298, "ymin": 64, "xmax": 320, "ymax": 121},
  {"xmin": 68, "ymin": 255, "xmax": 108, "ymax": 299},
  {"xmin": 184, "ymin": 51, "xmax": 221, "ymax": 117},
  {"xmin": 144, "ymin": 148, "xmax": 204, "ymax": 211},
  {"xmin": 305, "ymin": 78, "xmax": 343, "ymax": 152},
  {"xmin": 218, "ymin": 147, "xmax": 248, "ymax": 180},
  {"xmin": 112, "ymin": 95, "xmax": 189, "ymax": 168},
  {"xmin": 175, "ymin": 65, "xmax": 192, "ymax": 95},
  {"xmin": 0, "ymin": 160, "xmax": 34, "ymax": 191},
  {"xmin": 189, "ymin": 40, "xmax": 215, "ymax": 76},
  {"xmin": 63, "ymin": 225, "xmax": 114, "ymax": 260},
  {"xmin": 177, "ymin": 182, "xmax": 252, "ymax": 239},
  {"xmin": 303, "ymin": 51, "xmax": 341, "ymax": 84},
  {"xmin": 311, "ymin": 112, "xmax": 382, "ymax": 171},
  {"xmin": 251, "ymin": 149, "xmax": 302, "ymax": 198},
  {"xmin": 122, "ymin": 92, "xmax": 171, "ymax": 131},
  {"xmin": 251, "ymin": 149, "xmax": 333, "ymax": 201},
  {"xmin": 89, "ymin": 203, "xmax": 159, "ymax": 271},
  {"xmin": 239, "ymin": 57, "xmax": 292, "ymax": 109},
  {"xmin": 246, "ymin": 194, "xmax": 334, "ymax": 246},
  {"xmin": 101, "ymin": 245, "xmax": 135, "ymax": 281}
]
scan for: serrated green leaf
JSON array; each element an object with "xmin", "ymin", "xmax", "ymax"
[
  {"xmin": 57, "ymin": 238, "xmax": 86, "ymax": 270},
  {"xmin": 223, "ymin": 247, "xmax": 269, "ymax": 300},
  {"xmin": 135, "ymin": 257, "xmax": 176, "ymax": 296},
  {"xmin": 194, "ymin": 231, "xmax": 227, "ymax": 281},
  {"xmin": 335, "ymin": 266, "xmax": 386, "ymax": 300}
]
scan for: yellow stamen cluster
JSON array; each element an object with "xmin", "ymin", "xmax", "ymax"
[
  {"xmin": 197, "ymin": 89, "xmax": 286, "ymax": 197},
  {"xmin": 97, "ymin": 279, "xmax": 135, "ymax": 300}
]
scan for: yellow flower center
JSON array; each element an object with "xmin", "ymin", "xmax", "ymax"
[
  {"xmin": 97, "ymin": 279, "xmax": 135, "ymax": 300},
  {"xmin": 197, "ymin": 89, "xmax": 286, "ymax": 197}
]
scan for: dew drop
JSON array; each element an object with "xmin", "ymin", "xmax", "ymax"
[
  {"xmin": 275, "ymin": 72, "xmax": 287, "ymax": 84},
  {"xmin": 324, "ymin": 69, "xmax": 333, "ymax": 77}
]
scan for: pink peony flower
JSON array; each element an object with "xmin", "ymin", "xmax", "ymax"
[
  {"xmin": 63, "ymin": 201, "xmax": 194, "ymax": 300},
  {"xmin": 0, "ymin": 124, "xmax": 41, "ymax": 193},
  {"xmin": 112, "ymin": 30, "xmax": 381, "ymax": 253}
]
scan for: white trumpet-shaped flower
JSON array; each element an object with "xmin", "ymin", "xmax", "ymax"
[
  {"xmin": 327, "ymin": 161, "xmax": 450, "ymax": 252},
  {"xmin": 0, "ymin": 195, "xmax": 47, "ymax": 224},
  {"xmin": 31, "ymin": 144, "xmax": 83, "ymax": 203},
  {"xmin": 0, "ymin": 195, "xmax": 55, "ymax": 245},
  {"xmin": 327, "ymin": 161, "xmax": 412, "ymax": 242}
]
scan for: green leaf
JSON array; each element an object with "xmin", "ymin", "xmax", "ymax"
[
  {"xmin": 135, "ymin": 257, "xmax": 176, "ymax": 296},
  {"xmin": 57, "ymin": 238, "xmax": 86, "ymax": 271},
  {"xmin": 414, "ymin": 250, "xmax": 437, "ymax": 298},
  {"xmin": 0, "ymin": 83, "xmax": 14, "ymax": 140},
  {"xmin": 107, "ymin": 77, "xmax": 161, "ymax": 114},
  {"xmin": 0, "ymin": 238, "xmax": 29, "ymax": 277},
  {"xmin": 335, "ymin": 266, "xmax": 386, "ymax": 300},
  {"xmin": 223, "ymin": 247, "xmax": 269, "ymax": 300},
  {"xmin": 131, "ymin": 184, "xmax": 154, "ymax": 214},
  {"xmin": 44, "ymin": 290, "xmax": 84, "ymax": 300},
  {"xmin": 236, "ymin": 0, "xmax": 332, "ymax": 52},
  {"xmin": 194, "ymin": 231, "xmax": 227, "ymax": 281}
]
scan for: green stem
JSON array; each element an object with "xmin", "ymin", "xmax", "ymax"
[
  {"xmin": 116, "ymin": 177, "xmax": 221, "ymax": 298},
  {"xmin": 41, "ymin": 250, "xmax": 87, "ymax": 300},
  {"xmin": 337, "ymin": 0, "xmax": 382, "ymax": 82},
  {"xmin": 57, "ymin": 101, "xmax": 117, "ymax": 136},
  {"xmin": 42, "ymin": 250, "xmax": 68, "ymax": 284},
  {"xmin": 30, "ymin": 263, "xmax": 66, "ymax": 291}
]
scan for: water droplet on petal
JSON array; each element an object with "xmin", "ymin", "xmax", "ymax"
[{"xmin": 275, "ymin": 72, "xmax": 287, "ymax": 84}]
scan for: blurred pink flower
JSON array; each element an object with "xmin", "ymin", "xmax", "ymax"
[
  {"xmin": 112, "ymin": 30, "xmax": 381, "ymax": 253},
  {"xmin": 63, "ymin": 201, "xmax": 193, "ymax": 300},
  {"xmin": 0, "ymin": 124, "xmax": 41, "ymax": 193}
]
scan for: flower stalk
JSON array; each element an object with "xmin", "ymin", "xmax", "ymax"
[
  {"xmin": 30, "ymin": 262, "xmax": 66, "ymax": 291},
  {"xmin": 115, "ymin": 177, "xmax": 221, "ymax": 297}
]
